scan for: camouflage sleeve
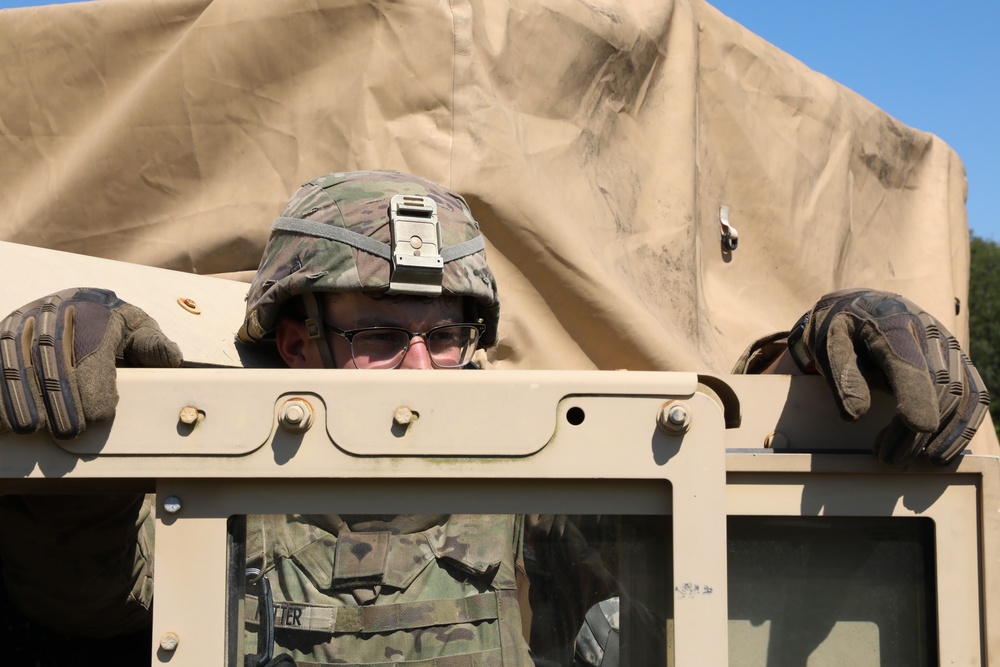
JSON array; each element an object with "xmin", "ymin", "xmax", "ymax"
[
  {"xmin": 525, "ymin": 515, "xmax": 621, "ymax": 663},
  {"xmin": 0, "ymin": 493, "xmax": 154, "ymax": 637}
]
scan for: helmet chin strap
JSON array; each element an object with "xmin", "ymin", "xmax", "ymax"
[{"xmin": 301, "ymin": 292, "xmax": 338, "ymax": 369}]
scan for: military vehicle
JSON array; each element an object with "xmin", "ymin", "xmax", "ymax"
[
  {"xmin": 0, "ymin": 0, "xmax": 995, "ymax": 664},
  {"xmin": 0, "ymin": 240, "xmax": 995, "ymax": 666}
]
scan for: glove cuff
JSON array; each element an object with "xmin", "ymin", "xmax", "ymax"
[{"xmin": 786, "ymin": 312, "xmax": 818, "ymax": 375}]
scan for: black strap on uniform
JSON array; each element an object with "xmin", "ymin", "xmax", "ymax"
[{"xmin": 245, "ymin": 567, "xmax": 294, "ymax": 667}]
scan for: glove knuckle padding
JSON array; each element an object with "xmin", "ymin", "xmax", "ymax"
[
  {"xmin": 0, "ymin": 310, "xmax": 43, "ymax": 434},
  {"xmin": 31, "ymin": 294, "xmax": 86, "ymax": 440},
  {"xmin": 922, "ymin": 352, "xmax": 991, "ymax": 464}
]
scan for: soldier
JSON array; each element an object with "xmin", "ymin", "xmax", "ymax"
[
  {"xmin": 235, "ymin": 171, "xmax": 530, "ymax": 665},
  {"xmin": 0, "ymin": 170, "xmax": 989, "ymax": 666}
]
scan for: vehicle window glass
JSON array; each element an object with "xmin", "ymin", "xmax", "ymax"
[
  {"xmin": 228, "ymin": 514, "xmax": 674, "ymax": 666},
  {"xmin": 728, "ymin": 516, "xmax": 937, "ymax": 667}
]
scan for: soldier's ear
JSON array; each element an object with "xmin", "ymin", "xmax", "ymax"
[{"xmin": 275, "ymin": 318, "xmax": 314, "ymax": 368}]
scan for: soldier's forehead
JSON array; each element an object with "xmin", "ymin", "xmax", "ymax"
[{"xmin": 321, "ymin": 292, "xmax": 465, "ymax": 321}]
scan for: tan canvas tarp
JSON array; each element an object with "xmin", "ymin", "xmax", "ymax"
[{"xmin": 0, "ymin": 0, "xmax": 972, "ymax": 373}]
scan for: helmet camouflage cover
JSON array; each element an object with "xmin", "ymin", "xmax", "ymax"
[{"xmin": 238, "ymin": 170, "xmax": 500, "ymax": 347}]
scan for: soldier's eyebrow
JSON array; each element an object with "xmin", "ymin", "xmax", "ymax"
[
  {"xmin": 351, "ymin": 315, "xmax": 404, "ymax": 328},
  {"xmin": 324, "ymin": 293, "xmax": 466, "ymax": 329},
  {"xmin": 350, "ymin": 314, "xmax": 463, "ymax": 329}
]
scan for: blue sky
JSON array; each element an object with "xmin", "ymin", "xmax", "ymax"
[
  {"xmin": 710, "ymin": 1, "xmax": 999, "ymax": 242},
  {"xmin": 2, "ymin": 1, "xmax": 997, "ymax": 241}
]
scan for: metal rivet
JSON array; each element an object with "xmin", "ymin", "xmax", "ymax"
[
  {"xmin": 657, "ymin": 401, "xmax": 691, "ymax": 435},
  {"xmin": 163, "ymin": 496, "xmax": 182, "ymax": 514},
  {"xmin": 393, "ymin": 406, "xmax": 415, "ymax": 426},
  {"xmin": 278, "ymin": 398, "xmax": 314, "ymax": 433},
  {"xmin": 177, "ymin": 297, "xmax": 201, "ymax": 314},
  {"xmin": 178, "ymin": 406, "xmax": 199, "ymax": 425},
  {"xmin": 159, "ymin": 632, "xmax": 180, "ymax": 652}
]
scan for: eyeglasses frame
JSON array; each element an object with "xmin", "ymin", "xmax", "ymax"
[{"xmin": 323, "ymin": 322, "xmax": 487, "ymax": 369}]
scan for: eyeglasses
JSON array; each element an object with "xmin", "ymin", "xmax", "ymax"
[{"xmin": 323, "ymin": 323, "xmax": 486, "ymax": 369}]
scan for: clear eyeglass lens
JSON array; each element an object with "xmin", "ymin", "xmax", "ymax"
[
  {"xmin": 351, "ymin": 329, "xmax": 411, "ymax": 369},
  {"xmin": 426, "ymin": 325, "xmax": 480, "ymax": 367},
  {"xmin": 350, "ymin": 325, "xmax": 481, "ymax": 369}
]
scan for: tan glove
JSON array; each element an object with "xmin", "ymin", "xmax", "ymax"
[
  {"xmin": 788, "ymin": 288, "xmax": 989, "ymax": 465},
  {"xmin": 0, "ymin": 288, "xmax": 182, "ymax": 440}
]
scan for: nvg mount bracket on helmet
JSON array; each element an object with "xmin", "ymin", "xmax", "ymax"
[{"xmin": 388, "ymin": 194, "xmax": 444, "ymax": 296}]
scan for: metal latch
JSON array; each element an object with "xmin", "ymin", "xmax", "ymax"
[
  {"xmin": 720, "ymin": 206, "xmax": 739, "ymax": 252},
  {"xmin": 388, "ymin": 194, "xmax": 444, "ymax": 295}
]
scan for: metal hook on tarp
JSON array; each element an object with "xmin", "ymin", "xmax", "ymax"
[{"xmin": 720, "ymin": 206, "xmax": 739, "ymax": 252}]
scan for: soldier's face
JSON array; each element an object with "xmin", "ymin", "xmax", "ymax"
[
  {"xmin": 272, "ymin": 292, "xmax": 463, "ymax": 369},
  {"xmin": 324, "ymin": 293, "xmax": 465, "ymax": 369}
]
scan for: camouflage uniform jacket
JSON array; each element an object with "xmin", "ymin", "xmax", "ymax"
[{"xmin": 245, "ymin": 513, "xmax": 533, "ymax": 666}]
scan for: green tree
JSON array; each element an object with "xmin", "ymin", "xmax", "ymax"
[{"xmin": 969, "ymin": 235, "xmax": 1000, "ymax": 437}]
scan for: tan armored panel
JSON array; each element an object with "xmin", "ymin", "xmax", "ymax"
[
  {"xmin": 0, "ymin": 241, "xmax": 259, "ymax": 368},
  {"xmin": 0, "ymin": 243, "xmax": 997, "ymax": 665},
  {"xmin": 0, "ymin": 362, "xmax": 993, "ymax": 666}
]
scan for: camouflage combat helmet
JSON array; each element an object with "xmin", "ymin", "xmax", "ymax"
[{"xmin": 238, "ymin": 170, "xmax": 500, "ymax": 366}]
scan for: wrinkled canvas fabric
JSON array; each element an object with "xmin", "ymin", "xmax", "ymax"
[{"xmin": 0, "ymin": 0, "xmax": 972, "ymax": 373}]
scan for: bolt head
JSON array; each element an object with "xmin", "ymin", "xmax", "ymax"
[
  {"xmin": 393, "ymin": 406, "xmax": 414, "ymax": 426},
  {"xmin": 159, "ymin": 631, "xmax": 180, "ymax": 652},
  {"xmin": 178, "ymin": 406, "xmax": 199, "ymax": 425},
  {"xmin": 278, "ymin": 398, "xmax": 314, "ymax": 433},
  {"xmin": 163, "ymin": 496, "xmax": 182, "ymax": 514},
  {"xmin": 283, "ymin": 404, "xmax": 304, "ymax": 425},
  {"xmin": 667, "ymin": 405, "xmax": 689, "ymax": 425},
  {"xmin": 657, "ymin": 401, "xmax": 691, "ymax": 435}
]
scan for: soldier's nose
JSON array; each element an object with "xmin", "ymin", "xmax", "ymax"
[{"xmin": 400, "ymin": 336, "xmax": 434, "ymax": 370}]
